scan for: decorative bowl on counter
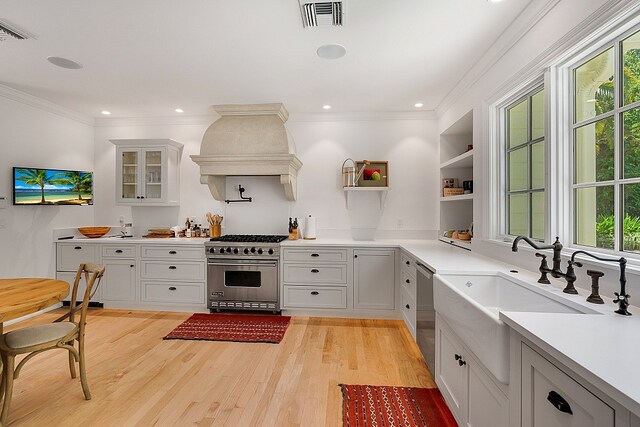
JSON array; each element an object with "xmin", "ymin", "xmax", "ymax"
[{"xmin": 78, "ymin": 227, "xmax": 111, "ymax": 238}]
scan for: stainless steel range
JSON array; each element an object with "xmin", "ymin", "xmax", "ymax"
[{"xmin": 205, "ymin": 235, "xmax": 288, "ymax": 312}]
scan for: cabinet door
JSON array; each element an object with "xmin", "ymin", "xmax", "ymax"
[
  {"xmin": 436, "ymin": 322, "xmax": 468, "ymax": 424},
  {"xmin": 468, "ymin": 363, "xmax": 509, "ymax": 427},
  {"xmin": 102, "ymin": 259, "xmax": 136, "ymax": 302},
  {"xmin": 353, "ymin": 249, "xmax": 395, "ymax": 310},
  {"xmin": 57, "ymin": 271, "xmax": 102, "ymax": 303},
  {"xmin": 521, "ymin": 343, "xmax": 614, "ymax": 427},
  {"xmin": 118, "ymin": 149, "xmax": 140, "ymax": 203},
  {"xmin": 141, "ymin": 148, "xmax": 165, "ymax": 202}
]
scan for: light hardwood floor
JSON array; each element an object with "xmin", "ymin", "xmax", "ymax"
[{"xmin": 2, "ymin": 309, "xmax": 435, "ymax": 426}]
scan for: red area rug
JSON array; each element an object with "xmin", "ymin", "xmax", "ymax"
[
  {"xmin": 163, "ymin": 313, "xmax": 291, "ymax": 344},
  {"xmin": 340, "ymin": 384, "xmax": 457, "ymax": 427}
]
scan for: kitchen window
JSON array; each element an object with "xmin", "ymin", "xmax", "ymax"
[
  {"xmin": 505, "ymin": 86, "xmax": 545, "ymax": 240},
  {"xmin": 571, "ymin": 27, "xmax": 640, "ymax": 253}
]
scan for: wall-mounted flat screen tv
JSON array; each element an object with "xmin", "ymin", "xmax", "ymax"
[{"xmin": 13, "ymin": 167, "xmax": 93, "ymax": 206}]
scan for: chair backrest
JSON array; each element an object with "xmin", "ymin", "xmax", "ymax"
[{"xmin": 67, "ymin": 263, "xmax": 105, "ymax": 328}]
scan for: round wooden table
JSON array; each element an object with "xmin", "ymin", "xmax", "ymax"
[{"xmin": 0, "ymin": 278, "xmax": 69, "ymax": 334}]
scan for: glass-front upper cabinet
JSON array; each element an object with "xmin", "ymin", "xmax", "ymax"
[{"xmin": 111, "ymin": 139, "xmax": 183, "ymax": 206}]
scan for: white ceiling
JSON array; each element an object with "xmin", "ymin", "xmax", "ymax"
[{"xmin": 0, "ymin": 0, "xmax": 532, "ymax": 118}]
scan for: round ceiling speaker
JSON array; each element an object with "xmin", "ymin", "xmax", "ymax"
[
  {"xmin": 46, "ymin": 56, "xmax": 83, "ymax": 69},
  {"xmin": 316, "ymin": 44, "xmax": 347, "ymax": 60}
]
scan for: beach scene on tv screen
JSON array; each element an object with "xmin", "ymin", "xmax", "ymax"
[{"xmin": 14, "ymin": 168, "xmax": 93, "ymax": 205}]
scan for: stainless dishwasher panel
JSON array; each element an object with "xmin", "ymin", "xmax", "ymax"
[{"xmin": 416, "ymin": 262, "xmax": 435, "ymax": 374}]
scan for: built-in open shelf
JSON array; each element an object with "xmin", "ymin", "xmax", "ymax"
[
  {"xmin": 440, "ymin": 149, "xmax": 473, "ymax": 169},
  {"xmin": 440, "ymin": 194, "xmax": 473, "ymax": 202},
  {"xmin": 438, "ymin": 235, "xmax": 472, "ymax": 250},
  {"xmin": 343, "ymin": 187, "xmax": 390, "ymax": 209}
]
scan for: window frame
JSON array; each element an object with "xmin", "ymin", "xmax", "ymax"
[
  {"xmin": 505, "ymin": 86, "xmax": 546, "ymax": 240},
  {"xmin": 568, "ymin": 26, "xmax": 640, "ymax": 256}
]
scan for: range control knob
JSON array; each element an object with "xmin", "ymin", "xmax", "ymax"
[
  {"xmin": 268, "ymin": 248, "xmax": 274, "ymax": 255},
  {"xmin": 233, "ymin": 248, "xmax": 239, "ymax": 254},
  {"xmin": 209, "ymin": 248, "xmax": 215, "ymax": 254},
  {"xmin": 226, "ymin": 247, "xmax": 231, "ymax": 253},
  {"xmin": 258, "ymin": 248, "xmax": 263, "ymax": 254},
  {"xmin": 251, "ymin": 247, "xmax": 256, "ymax": 253},
  {"xmin": 244, "ymin": 248, "xmax": 249, "ymax": 254},
  {"xmin": 219, "ymin": 248, "xmax": 225, "ymax": 254}
]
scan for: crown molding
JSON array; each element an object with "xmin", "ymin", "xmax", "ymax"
[
  {"xmin": 288, "ymin": 111, "xmax": 437, "ymax": 122},
  {"xmin": 0, "ymin": 83, "xmax": 94, "ymax": 126},
  {"xmin": 94, "ymin": 114, "xmax": 218, "ymax": 127},
  {"xmin": 435, "ymin": 0, "xmax": 561, "ymax": 118}
]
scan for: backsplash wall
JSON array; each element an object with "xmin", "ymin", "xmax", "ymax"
[{"xmin": 93, "ymin": 114, "xmax": 439, "ymax": 238}]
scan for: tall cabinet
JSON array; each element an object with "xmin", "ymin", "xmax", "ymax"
[
  {"xmin": 439, "ymin": 111, "xmax": 474, "ymax": 250},
  {"xmin": 110, "ymin": 139, "xmax": 183, "ymax": 206}
]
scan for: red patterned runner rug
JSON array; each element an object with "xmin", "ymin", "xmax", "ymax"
[
  {"xmin": 163, "ymin": 313, "xmax": 291, "ymax": 344},
  {"xmin": 340, "ymin": 384, "xmax": 458, "ymax": 427}
]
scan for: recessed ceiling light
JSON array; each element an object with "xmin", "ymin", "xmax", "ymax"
[
  {"xmin": 317, "ymin": 44, "xmax": 347, "ymax": 60},
  {"xmin": 101, "ymin": 110, "xmax": 111, "ymax": 115},
  {"xmin": 487, "ymin": 0, "xmax": 505, "ymax": 2},
  {"xmin": 175, "ymin": 108, "xmax": 184, "ymax": 113},
  {"xmin": 322, "ymin": 105, "xmax": 332, "ymax": 110},
  {"xmin": 46, "ymin": 56, "xmax": 83, "ymax": 69},
  {"xmin": 414, "ymin": 102, "xmax": 424, "ymax": 108}
]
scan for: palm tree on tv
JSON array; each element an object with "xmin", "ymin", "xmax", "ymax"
[
  {"xmin": 16, "ymin": 168, "xmax": 53, "ymax": 204},
  {"xmin": 52, "ymin": 171, "xmax": 93, "ymax": 201}
]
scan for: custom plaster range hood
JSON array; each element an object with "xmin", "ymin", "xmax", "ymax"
[{"xmin": 191, "ymin": 103, "xmax": 302, "ymax": 201}]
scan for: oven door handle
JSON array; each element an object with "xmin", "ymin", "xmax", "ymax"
[{"xmin": 207, "ymin": 260, "xmax": 278, "ymax": 267}]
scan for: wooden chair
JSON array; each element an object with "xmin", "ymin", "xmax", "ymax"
[{"xmin": 0, "ymin": 263, "xmax": 105, "ymax": 424}]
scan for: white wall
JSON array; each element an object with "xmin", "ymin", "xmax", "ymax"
[
  {"xmin": 438, "ymin": 0, "xmax": 640, "ymax": 299},
  {"xmin": 0, "ymin": 96, "xmax": 94, "ymax": 277},
  {"xmin": 93, "ymin": 115, "xmax": 439, "ymax": 240}
]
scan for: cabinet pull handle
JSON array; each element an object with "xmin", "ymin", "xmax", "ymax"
[
  {"xmin": 74, "ymin": 246, "xmax": 82, "ymax": 250},
  {"xmin": 354, "ymin": 254, "xmax": 358, "ymax": 258},
  {"xmin": 169, "ymin": 286, "xmax": 177, "ymax": 291},
  {"xmin": 169, "ymin": 266, "xmax": 177, "ymax": 270},
  {"xmin": 406, "ymin": 261, "xmax": 410, "ymax": 265},
  {"xmin": 406, "ymin": 279, "xmax": 410, "ymax": 284},
  {"xmin": 311, "ymin": 253, "xmax": 320, "ymax": 257},
  {"xmin": 454, "ymin": 354, "xmax": 466, "ymax": 366},
  {"xmin": 547, "ymin": 391, "xmax": 573, "ymax": 415},
  {"xmin": 115, "ymin": 249, "xmax": 123, "ymax": 253},
  {"xmin": 311, "ymin": 269, "xmax": 320, "ymax": 273},
  {"xmin": 454, "ymin": 354, "xmax": 461, "ymax": 361},
  {"xmin": 405, "ymin": 304, "xmax": 410, "ymax": 309},
  {"xmin": 169, "ymin": 250, "xmax": 177, "ymax": 254},
  {"xmin": 130, "ymin": 264, "xmax": 134, "ymax": 268},
  {"xmin": 310, "ymin": 291, "xmax": 319, "ymax": 295}
]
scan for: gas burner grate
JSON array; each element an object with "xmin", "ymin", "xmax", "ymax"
[{"xmin": 209, "ymin": 234, "xmax": 289, "ymax": 243}]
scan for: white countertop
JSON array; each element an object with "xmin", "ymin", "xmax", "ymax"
[
  {"xmin": 500, "ymin": 311, "xmax": 640, "ymax": 416},
  {"xmin": 57, "ymin": 236, "xmax": 209, "ymax": 245}
]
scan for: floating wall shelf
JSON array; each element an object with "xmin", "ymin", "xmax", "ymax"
[{"xmin": 343, "ymin": 187, "xmax": 390, "ymax": 209}]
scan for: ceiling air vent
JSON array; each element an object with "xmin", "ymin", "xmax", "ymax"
[
  {"xmin": 0, "ymin": 20, "xmax": 30, "ymax": 42},
  {"xmin": 299, "ymin": 1, "xmax": 345, "ymax": 28}
]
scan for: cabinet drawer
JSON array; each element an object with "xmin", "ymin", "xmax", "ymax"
[
  {"xmin": 401, "ymin": 289, "xmax": 416, "ymax": 333},
  {"xmin": 141, "ymin": 281, "xmax": 205, "ymax": 304},
  {"xmin": 282, "ymin": 248, "xmax": 348, "ymax": 263},
  {"xmin": 401, "ymin": 270, "xmax": 416, "ymax": 296},
  {"xmin": 283, "ymin": 264, "xmax": 347, "ymax": 284},
  {"xmin": 102, "ymin": 245, "xmax": 136, "ymax": 258},
  {"xmin": 57, "ymin": 243, "xmax": 98, "ymax": 271},
  {"xmin": 283, "ymin": 285, "xmax": 347, "ymax": 309},
  {"xmin": 141, "ymin": 245, "xmax": 204, "ymax": 260},
  {"xmin": 401, "ymin": 252, "xmax": 417, "ymax": 278},
  {"xmin": 140, "ymin": 260, "xmax": 205, "ymax": 281},
  {"xmin": 521, "ymin": 343, "xmax": 614, "ymax": 427}
]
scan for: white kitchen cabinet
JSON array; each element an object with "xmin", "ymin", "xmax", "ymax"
[
  {"xmin": 353, "ymin": 249, "xmax": 395, "ymax": 310},
  {"xmin": 56, "ymin": 242, "xmax": 101, "ymax": 303},
  {"xmin": 111, "ymin": 139, "xmax": 183, "ymax": 206},
  {"xmin": 280, "ymin": 246, "xmax": 350, "ymax": 311},
  {"xmin": 102, "ymin": 258, "xmax": 137, "ymax": 302},
  {"xmin": 436, "ymin": 315, "xmax": 508, "ymax": 427},
  {"xmin": 521, "ymin": 343, "xmax": 614, "ymax": 427}
]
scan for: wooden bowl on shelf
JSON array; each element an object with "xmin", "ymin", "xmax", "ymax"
[{"xmin": 78, "ymin": 227, "xmax": 111, "ymax": 238}]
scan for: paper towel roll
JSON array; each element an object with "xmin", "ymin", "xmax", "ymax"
[{"xmin": 304, "ymin": 215, "xmax": 317, "ymax": 240}]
